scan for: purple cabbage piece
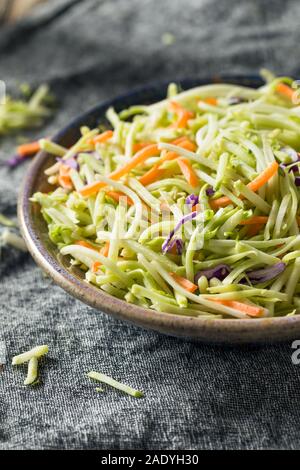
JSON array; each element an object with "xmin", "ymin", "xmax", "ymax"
[
  {"xmin": 194, "ymin": 264, "xmax": 230, "ymax": 283},
  {"xmin": 280, "ymin": 146, "xmax": 299, "ymax": 162},
  {"xmin": 162, "ymin": 211, "xmax": 197, "ymax": 253},
  {"xmin": 185, "ymin": 194, "xmax": 199, "ymax": 206},
  {"xmin": 56, "ymin": 156, "xmax": 79, "ymax": 170},
  {"xmin": 240, "ymin": 262, "xmax": 286, "ymax": 285},
  {"xmin": 295, "ymin": 176, "xmax": 300, "ymax": 186},
  {"xmin": 166, "ymin": 238, "xmax": 184, "ymax": 255},
  {"xmin": 6, "ymin": 154, "xmax": 24, "ymax": 168},
  {"xmin": 206, "ymin": 186, "xmax": 215, "ymax": 197},
  {"xmin": 279, "ymin": 162, "xmax": 300, "ymax": 174}
]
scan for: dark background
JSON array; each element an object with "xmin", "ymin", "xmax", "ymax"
[{"xmin": 1, "ymin": 0, "xmax": 300, "ymax": 450}]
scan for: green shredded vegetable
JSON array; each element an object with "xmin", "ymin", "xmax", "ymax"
[
  {"xmin": 0, "ymin": 214, "xmax": 16, "ymax": 227},
  {"xmin": 0, "ymin": 84, "xmax": 53, "ymax": 135},
  {"xmin": 12, "ymin": 345, "xmax": 48, "ymax": 386},
  {"xmin": 32, "ymin": 73, "xmax": 300, "ymax": 319},
  {"xmin": 12, "ymin": 345, "xmax": 49, "ymax": 365},
  {"xmin": 1, "ymin": 229, "xmax": 27, "ymax": 252},
  {"xmin": 24, "ymin": 357, "xmax": 39, "ymax": 386},
  {"xmin": 88, "ymin": 371, "xmax": 144, "ymax": 398}
]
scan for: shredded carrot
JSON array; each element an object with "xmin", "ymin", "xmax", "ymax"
[
  {"xmin": 248, "ymin": 161, "xmax": 279, "ymax": 192},
  {"xmin": 171, "ymin": 136, "xmax": 190, "ymax": 145},
  {"xmin": 90, "ymin": 242, "xmax": 110, "ymax": 272},
  {"xmin": 58, "ymin": 164, "xmax": 73, "ymax": 190},
  {"xmin": 138, "ymin": 139, "xmax": 196, "ymax": 186},
  {"xmin": 240, "ymin": 216, "xmax": 268, "ymax": 225},
  {"xmin": 100, "ymin": 241, "xmax": 110, "ymax": 257},
  {"xmin": 169, "ymin": 272, "xmax": 198, "ymax": 293},
  {"xmin": 157, "ymin": 139, "xmax": 197, "ymax": 167},
  {"xmin": 246, "ymin": 223, "xmax": 264, "ymax": 237},
  {"xmin": 179, "ymin": 139, "xmax": 196, "ymax": 152},
  {"xmin": 75, "ymin": 240, "xmax": 98, "ymax": 251},
  {"xmin": 276, "ymin": 83, "xmax": 294, "ymax": 101},
  {"xmin": 169, "ymin": 101, "xmax": 194, "ymax": 128},
  {"xmin": 192, "ymin": 203, "xmax": 200, "ymax": 212},
  {"xmin": 79, "ymin": 144, "xmax": 160, "ymax": 197},
  {"xmin": 200, "ymin": 97, "xmax": 218, "ymax": 106},
  {"xmin": 209, "ymin": 196, "xmax": 232, "ymax": 209},
  {"xmin": 17, "ymin": 140, "xmax": 40, "ymax": 157},
  {"xmin": 92, "ymin": 261, "xmax": 101, "ymax": 273},
  {"xmin": 132, "ymin": 141, "xmax": 154, "ymax": 152},
  {"xmin": 88, "ymin": 130, "xmax": 113, "ymax": 146},
  {"xmin": 177, "ymin": 158, "xmax": 199, "ymax": 187},
  {"xmin": 139, "ymin": 167, "xmax": 166, "ymax": 186},
  {"xmin": 59, "ymin": 164, "xmax": 71, "ymax": 177},
  {"xmin": 209, "ymin": 299, "xmax": 263, "ymax": 317},
  {"xmin": 105, "ymin": 190, "xmax": 134, "ymax": 206},
  {"xmin": 210, "ymin": 162, "xmax": 279, "ymax": 209}
]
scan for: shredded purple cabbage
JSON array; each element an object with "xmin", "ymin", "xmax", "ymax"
[
  {"xmin": 56, "ymin": 157, "xmax": 79, "ymax": 170},
  {"xmin": 162, "ymin": 211, "xmax": 197, "ymax": 253},
  {"xmin": 185, "ymin": 194, "xmax": 199, "ymax": 206},
  {"xmin": 6, "ymin": 154, "xmax": 24, "ymax": 168},
  {"xmin": 280, "ymin": 162, "xmax": 299, "ymax": 174},
  {"xmin": 206, "ymin": 186, "xmax": 215, "ymax": 197},
  {"xmin": 295, "ymin": 176, "xmax": 300, "ymax": 186},
  {"xmin": 194, "ymin": 264, "xmax": 230, "ymax": 283},
  {"xmin": 280, "ymin": 146, "xmax": 299, "ymax": 162},
  {"xmin": 240, "ymin": 262, "xmax": 286, "ymax": 284}
]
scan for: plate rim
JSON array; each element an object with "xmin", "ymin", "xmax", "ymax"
[{"xmin": 18, "ymin": 74, "xmax": 300, "ymax": 342}]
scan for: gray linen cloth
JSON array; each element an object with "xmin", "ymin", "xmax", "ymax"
[{"xmin": 1, "ymin": 0, "xmax": 300, "ymax": 450}]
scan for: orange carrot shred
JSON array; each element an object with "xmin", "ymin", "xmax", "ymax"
[
  {"xmin": 132, "ymin": 141, "xmax": 154, "ymax": 152},
  {"xmin": 100, "ymin": 241, "xmax": 110, "ymax": 257},
  {"xmin": 240, "ymin": 216, "xmax": 268, "ymax": 225},
  {"xmin": 139, "ymin": 167, "xmax": 166, "ymax": 186},
  {"xmin": 92, "ymin": 261, "xmax": 101, "ymax": 273},
  {"xmin": 88, "ymin": 130, "xmax": 113, "ymax": 146},
  {"xmin": 247, "ymin": 161, "xmax": 279, "ymax": 193},
  {"xmin": 58, "ymin": 164, "xmax": 73, "ymax": 189},
  {"xmin": 17, "ymin": 140, "xmax": 40, "ymax": 157},
  {"xmin": 209, "ymin": 299, "xmax": 263, "ymax": 317},
  {"xmin": 210, "ymin": 162, "xmax": 279, "ymax": 210},
  {"xmin": 201, "ymin": 97, "xmax": 218, "ymax": 106},
  {"xmin": 209, "ymin": 196, "xmax": 232, "ymax": 209},
  {"xmin": 169, "ymin": 101, "xmax": 194, "ymax": 128},
  {"xmin": 90, "ymin": 242, "xmax": 110, "ymax": 272},
  {"xmin": 246, "ymin": 223, "xmax": 264, "ymax": 237},
  {"xmin": 177, "ymin": 158, "xmax": 199, "ymax": 187},
  {"xmin": 276, "ymin": 83, "xmax": 295, "ymax": 101},
  {"xmin": 79, "ymin": 144, "xmax": 160, "ymax": 197},
  {"xmin": 169, "ymin": 273, "xmax": 198, "ymax": 293},
  {"xmin": 75, "ymin": 240, "xmax": 99, "ymax": 251},
  {"xmin": 105, "ymin": 190, "xmax": 134, "ymax": 206}
]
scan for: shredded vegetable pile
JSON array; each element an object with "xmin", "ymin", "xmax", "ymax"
[
  {"xmin": 0, "ymin": 84, "xmax": 52, "ymax": 136},
  {"xmin": 32, "ymin": 74, "xmax": 300, "ymax": 319}
]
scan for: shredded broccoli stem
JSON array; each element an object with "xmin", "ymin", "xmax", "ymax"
[
  {"xmin": 24, "ymin": 357, "xmax": 39, "ymax": 386},
  {"xmin": 12, "ymin": 345, "xmax": 48, "ymax": 365},
  {"xmin": 87, "ymin": 371, "xmax": 144, "ymax": 398}
]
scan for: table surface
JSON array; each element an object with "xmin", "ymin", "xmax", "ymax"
[{"xmin": 1, "ymin": 0, "xmax": 300, "ymax": 450}]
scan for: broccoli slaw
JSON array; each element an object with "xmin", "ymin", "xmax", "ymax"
[{"xmin": 32, "ymin": 74, "xmax": 300, "ymax": 319}]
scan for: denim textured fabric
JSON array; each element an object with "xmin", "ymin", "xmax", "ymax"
[{"xmin": 0, "ymin": 0, "xmax": 300, "ymax": 449}]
